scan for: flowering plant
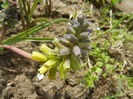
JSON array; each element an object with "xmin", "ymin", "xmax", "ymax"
[{"xmin": 32, "ymin": 15, "xmax": 93, "ymax": 79}]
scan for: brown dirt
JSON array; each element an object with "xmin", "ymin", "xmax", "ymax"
[{"xmin": 0, "ymin": 51, "xmax": 90, "ymax": 99}]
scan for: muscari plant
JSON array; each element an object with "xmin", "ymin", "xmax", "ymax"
[
  {"xmin": 31, "ymin": 15, "xmax": 93, "ymax": 79},
  {"xmin": 0, "ymin": 14, "xmax": 91, "ymax": 80}
]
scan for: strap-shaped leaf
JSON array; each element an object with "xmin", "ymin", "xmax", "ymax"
[{"xmin": 1, "ymin": 19, "xmax": 69, "ymax": 45}]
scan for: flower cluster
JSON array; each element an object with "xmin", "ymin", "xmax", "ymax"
[{"xmin": 32, "ymin": 15, "xmax": 93, "ymax": 79}]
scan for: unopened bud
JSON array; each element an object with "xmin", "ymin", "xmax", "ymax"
[
  {"xmin": 77, "ymin": 15, "xmax": 85, "ymax": 25},
  {"xmin": 66, "ymin": 26, "xmax": 75, "ymax": 34},
  {"xmin": 59, "ymin": 37, "xmax": 72, "ymax": 47},
  {"xmin": 52, "ymin": 38, "xmax": 65, "ymax": 49},
  {"xmin": 59, "ymin": 47, "xmax": 71, "ymax": 55},
  {"xmin": 82, "ymin": 20, "xmax": 91, "ymax": 31},
  {"xmin": 63, "ymin": 34, "xmax": 78, "ymax": 44},
  {"xmin": 72, "ymin": 46, "xmax": 82, "ymax": 57}
]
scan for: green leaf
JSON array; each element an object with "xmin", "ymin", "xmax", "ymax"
[
  {"xmin": 96, "ymin": 68, "xmax": 103, "ymax": 74},
  {"xmin": 2, "ymin": 1, "xmax": 9, "ymax": 8},
  {"xmin": 91, "ymin": 76, "xmax": 98, "ymax": 81},
  {"xmin": 86, "ymin": 80, "xmax": 94, "ymax": 88},
  {"xmin": 96, "ymin": 62, "xmax": 103, "ymax": 67},
  {"xmin": 111, "ymin": 0, "xmax": 120, "ymax": 5},
  {"xmin": 91, "ymin": 66, "xmax": 97, "ymax": 72},
  {"xmin": 106, "ymin": 64, "xmax": 114, "ymax": 72}
]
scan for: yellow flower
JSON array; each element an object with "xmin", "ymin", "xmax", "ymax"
[
  {"xmin": 38, "ymin": 58, "xmax": 59, "ymax": 74},
  {"xmin": 31, "ymin": 51, "xmax": 47, "ymax": 62},
  {"xmin": 38, "ymin": 65, "xmax": 48, "ymax": 74},
  {"xmin": 40, "ymin": 44, "xmax": 53, "ymax": 55},
  {"xmin": 44, "ymin": 58, "xmax": 59, "ymax": 68}
]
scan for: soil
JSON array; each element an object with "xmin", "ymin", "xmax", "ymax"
[{"xmin": 0, "ymin": 0, "xmax": 133, "ymax": 99}]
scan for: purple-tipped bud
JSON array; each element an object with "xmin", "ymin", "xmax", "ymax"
[
  {"xmin": 87, "ymin": 27, "xmax": 93, "ymax": 33},
  {"xmin": 73, "ymin": 46, "xmax": 82, "ymax": 57},
  {"xmin": 59, "ymin": 37, "xmax": 72, "ymax": 47},
  {"xmin": 70, "ymin": 19, "xmax": 79, "ymax": 25},
  {"xmin": 66, "ymin": 26, "xmax": 75, "ymax": 34},
  {"xmin": 63, "ymin": 34, "xmax": 78, "ymax": 44},
  {"xmin": 79, "ymin": 43, "xmax": 91, "ymax": 51},
  {"xmin": 79, "ymin": 32, "xmax": 91, "ymax": 42},
  {"xmin": 79, "ymin": 32, "xmax": 89, "ymax": 38},
  {"xmin": 77, "ymin": 15, "xmax": 85, "ymax": 25},
  {"xmin": 82, "ymin": 19, "xmax": 91, "ymax": 32},
  {"xmin": 73, "ymin": 23, "xmax": 81, "ymax": 33},
  {"xmin": 80, "ymin": 49, "xmax": 87, "ymax": 58},
  {"xmin": 59, "ymin": 47, "xmax": 71, "ymax": 55}
]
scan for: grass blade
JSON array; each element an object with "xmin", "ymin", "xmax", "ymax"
[
  {"xmin": 28, "ymin": 0, "xmax": 40, "ymax": 21},
  {"xmin": 1, "ymin": 18, "xmax": 69, "ymax": 45},
  {"xmin": 20, "ymin": 37, "xmax": 54, "ymax": 41}
]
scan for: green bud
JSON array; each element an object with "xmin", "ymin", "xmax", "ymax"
[{"xmin": 32, "ymin": 51, "xmax": 47, "ymax": 62}]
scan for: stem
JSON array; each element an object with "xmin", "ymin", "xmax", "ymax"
[{"xmin": 0, "ymin": 45, "xmax": 35, "ymax": 61}]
